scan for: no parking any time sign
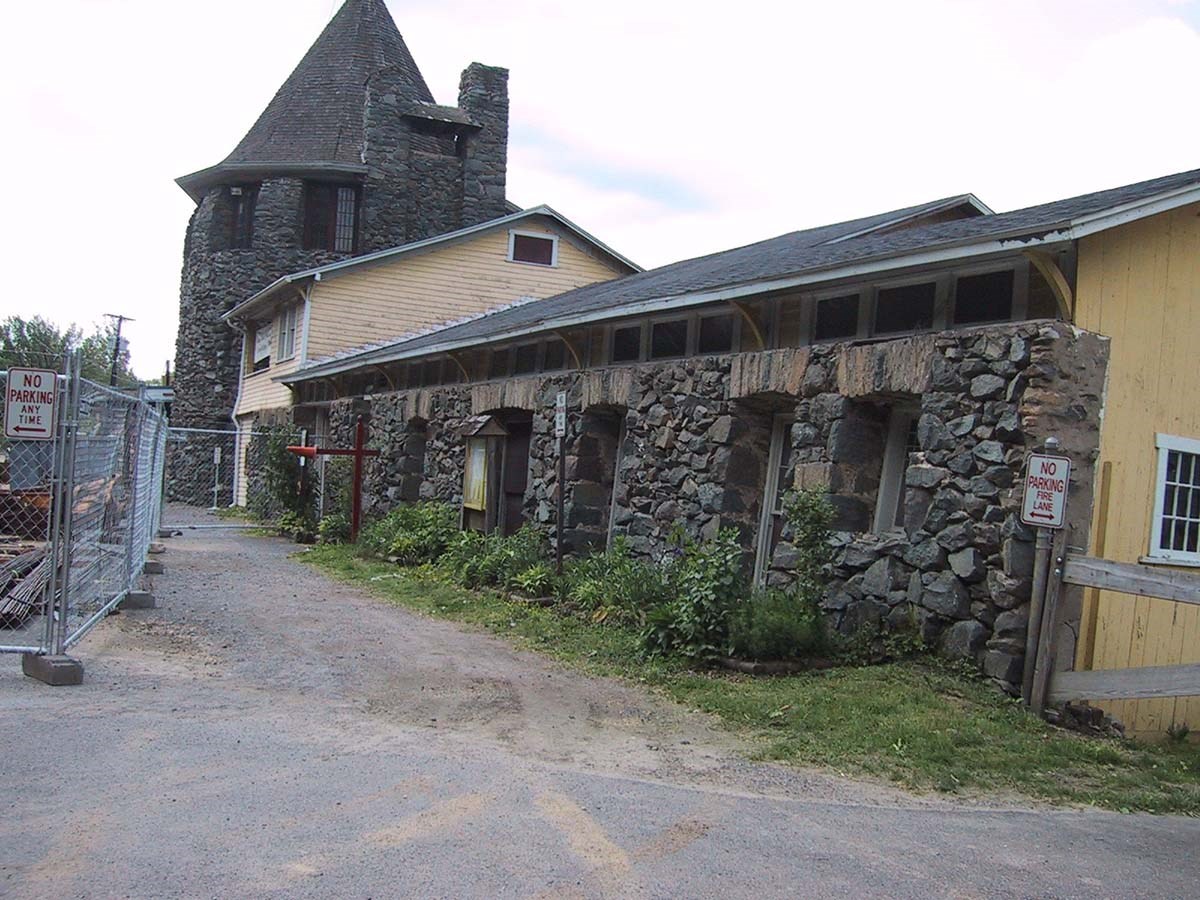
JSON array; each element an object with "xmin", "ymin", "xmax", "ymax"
[
  {"xmin": 4, "ymin": 367, "xmax": 58, "ymax": 441},
  {"xmin": 1020, "ymin": 453, "xmax": 1071, "ymax": 529}
]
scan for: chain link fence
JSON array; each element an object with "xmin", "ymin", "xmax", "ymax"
[{"xmin": 1, "ymin": 355, "xmax": 167, "ymax": 658}]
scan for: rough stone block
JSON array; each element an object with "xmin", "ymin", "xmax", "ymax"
[
  {"xmin": 121, "ymin": 591, "xmax": 157, "ymax": 610},
  {"xmin": 22, "ymin": 653, "xmax": 84, "ymax": 686},
  {"xmin": 920, "ymin": 572, "xmax": 971, "ymax": 618},
  {"xmin": 940, "ymin": 619, "xmax": 988, "ymax": 659}
]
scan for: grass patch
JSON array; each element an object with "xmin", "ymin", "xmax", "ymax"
[{"xmin": 301, "ymin": 544, "xmax": 1200, "ymax": 815}]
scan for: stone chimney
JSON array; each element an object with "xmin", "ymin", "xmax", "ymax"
[{"xmin": 458, "ymin": 63, "xmax": 510, "ymax": 226}]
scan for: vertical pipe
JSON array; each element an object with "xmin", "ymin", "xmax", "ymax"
[
  {"xmin": 42, "ymin": 363, "xmax": 70, "ymax": 653},
  {"xmin": 556, "ymin": 433, "xmax": 565, "ymax": 576},
  {"xmin": 351, "ymin": 415, "xmax": 364, "ymax": 542},
  {"xmin": 53, "ymin": 352, "xmax": 83, "ymax": 655}
]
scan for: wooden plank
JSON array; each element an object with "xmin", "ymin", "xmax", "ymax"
[
  {"xmin": 1048, "ymin": 662, "xmax": 1200, "ymax": 703},
  {"xmin": 1077, "ymin": 460, "xmax": 1111, "ymax": 671},
  {"xmin": 1062, "ymin": 556, "xmax": 1200, "ymax": 605},
  {"xmin": 1031, "ymin": 529, "xmax": 1070, "ymax": 716}
]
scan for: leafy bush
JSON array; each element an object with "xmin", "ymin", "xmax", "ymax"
[
  {"xmin": 248, "ymin": 425, "xmax": 316, "ymax": 525},
  {"xmin": 563, "ymin": 537, "xmax": 670, "ymax": 624},
  {"xmin": 641, "ymin": 528, "xmax": 747, "ymax": 660},
  {"xmin": 357, "ymin": 502, "xmax": 458, "ymax": 564},
  {"xmin": 727, "ymin": 587, "xmax": 826, "ymax": 660},
  {"xmin": 317, "ymin": 513, "xmax": 351, "ymax": 544},
  {"xmin": 781, "ymin": 488, "xmax": 834, "ymax": 606},
  {"xmin": 277, "ymin": 509, "xmax": 316, "ymax": 543},
  {"xmin": 510, "ymin": 562, "xmax": 556, "ymax": 597},
  {"xmin": 439, "ymin": 525, "xmax": 548, "ymax": 589}
]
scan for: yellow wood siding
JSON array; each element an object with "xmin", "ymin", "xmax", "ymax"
[
  {"xmin": 1074, "ymin": 201, "xmax": 1200, "ymax": 737},
  {"xmin": 235, "ymin": 354, "xmax": 300, "ymax": 417},
  {"xmin": 304, "ymin": 220, "xmax": 624, "ymax": 361}
]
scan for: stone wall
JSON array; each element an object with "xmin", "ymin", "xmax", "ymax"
[{"xmin": 324, "ymin": 321, "xmax": 1109, "ymax": 690}]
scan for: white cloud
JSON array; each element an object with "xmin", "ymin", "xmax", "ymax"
[{"xmin": 0, "ymin": 0, "xmax": 1197, "ymax": 377}]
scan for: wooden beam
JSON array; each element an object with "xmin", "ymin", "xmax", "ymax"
[
  {"xmin": 1062, "ymin": 555, "xmax": 1200, "ymax": 606},
  {"xmin": 554, "ymin": 330, "xmax": 584, "ymax": 368},
  {"xmin": 1023, "ymin": 250, "xmax": 1074, "ymax": 321},
  {"xmin": 730, "ymin": 300, "xmax": 765, "ymax": 350},
  {"xmin": 1048, "ymin": 662, "xmax": 1200, "ymax": 703},
  {"xmin": 1031, "ymin": 528, "xmax": 1069, "ymax": 716}
]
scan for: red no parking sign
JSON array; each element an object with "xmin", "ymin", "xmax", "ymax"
[
  {"xmin": 4, "ymin": 367, "xmax": 58, "ymax": 441},
  {"xmin": 1021, "ymin": 453, "xmax": 1071, "ymax": 529}
]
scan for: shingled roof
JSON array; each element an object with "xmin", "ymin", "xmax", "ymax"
[
  {"xmin": 177, "ymin": 0, "xmax": 432, "ymax": 199},
  {"xmin": 281, "ymin": 165, "xmax": 1200, "ymax": 384}
]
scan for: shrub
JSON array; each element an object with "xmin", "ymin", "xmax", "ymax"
[
  {"xmin": 317, "ymin": 512, "xmax": 351, "ymax": 544},
  {"xmin": 727, "ymin": 587, "xmax": 826, "ymax": 660},
  {"xmin": 439, "ymin": 525, "xmax": 548, "ymax": 589},
  {"xmin": 641, "ymin": 528, "xmax": 747, "ymax": 660},
  {"xmin": 249, "ymin": 425, "xmax": 316, "ymax": 525},
  {"xmin": 563, "ymin": 537, "xmax": 670, "ymax": 624},
  {"xmin": 277, "ymin": 509, "xmax": 316, "ymax": 543},
  {"xmin": 781, "ymin": 488, "xmax": 834, "ymax": 607},
  {"xmin": 511, "ymin": 562, "xmax": 556, "ymax": 598},
  {"xmin": 357, "ymin": 502, "xmax": 458, "ymax": 564}
]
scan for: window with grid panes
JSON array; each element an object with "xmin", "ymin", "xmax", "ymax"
[
  {"xmin": 611, "ymin": 325, "xmax": 642, "ymax": 363},
  {"xmin": 277, "ymin": 304, "xmax": 298, "ymax": 360},
  {"xmin": 303, "ymin": 182, "xmax": 358, "ymax": 252},
  {"xmin": 1150, "ymin": 434, "xmax": 1200, "ymax": 563},
  {"xmin": 697, "ymin": 314, "xmax": 733, "ymax": 353},
  {"xmin": 513, "ymin": 343, "xmax": 538, "ymax": 375}
]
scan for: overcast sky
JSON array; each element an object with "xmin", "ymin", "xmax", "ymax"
[{"xmin": 1, "ymin": 0, "xmax": 1198, "ymax": 378}]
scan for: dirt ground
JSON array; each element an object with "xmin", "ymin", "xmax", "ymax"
[{"xmin": 1, "ymin": 528, "xmax": 1198, "ymax": 898}]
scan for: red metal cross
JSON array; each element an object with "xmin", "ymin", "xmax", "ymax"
[{"xmin": 287, "ymin": 415, "xmax": 379, "ymax": 541}]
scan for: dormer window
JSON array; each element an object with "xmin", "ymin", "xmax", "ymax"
[
  {"xmin": 303, "ymin": 182, "xmax": 359, "ymax": 253},
  {"xmin": 508, "ymin": 231, "xmax": 558, "ymax": 267}
]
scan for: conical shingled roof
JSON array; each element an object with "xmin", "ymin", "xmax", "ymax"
[{"xmin": 226, "ymin": 0, "xmax": 433, "ymax": 167}]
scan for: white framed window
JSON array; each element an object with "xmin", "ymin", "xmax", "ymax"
[
  {"xmin": 754, "ymin": 415, "xmax": 795, "ymax": 585},
  {"xmin": 1148, "ymin": 433, "xmax": 1200, "ymax": 564},
  {"xmin": 507, "ymin": 230, "xmax": 558, "ymax": 267},
  {"xmin": 277, "ymin": 304, "xmax": 299, "ymax": 361},
  {"xmin": 250, "ymin": 321, "xmax": 272, "ymax": 373}
]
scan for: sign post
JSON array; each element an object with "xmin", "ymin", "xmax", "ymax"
[
  {"xmin": 4, "ymin": 367, "xmax": 58, "ymax": 440},
  {"xmin": 555, "ymin": 391, "xmax": 567, "ymax": 576},
  {"xmin": 1019, "ymin": 441, "xmax": 1070, "ymax": 707}
]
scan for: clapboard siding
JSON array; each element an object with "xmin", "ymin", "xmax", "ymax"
[
  {"xmin": 305, "ymin": 221, "xmax": 624, "ymax": 360},
  {"xmin": 1073, "ymin": 201, "xmax": 1200, "ymax": 737},
  {"xmin": 235, "ymin": 355, "xmax": 300, "ymax": 417}
]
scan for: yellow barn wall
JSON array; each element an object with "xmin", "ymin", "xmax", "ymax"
[
  {"xmin": 1073, "ymin": 201, "xmax": 1200, "ymax": 737},
  {"xmin": 304, "ymin": 219, "xmax": 626, "ymax": 361}
]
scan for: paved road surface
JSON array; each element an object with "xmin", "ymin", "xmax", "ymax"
[{"xmin": 1, "ymin": 529, "xmax": 1197, "ymax": 898}]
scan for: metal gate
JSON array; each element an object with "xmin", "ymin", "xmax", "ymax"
[
  {"xmin": 161, "ymin": 425, "xmax": 303, "ymax": 529},
  {"xmin": 1, "ymin": 354, "xmax": 167, "ymax": 658}
]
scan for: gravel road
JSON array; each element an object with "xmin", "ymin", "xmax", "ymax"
[{"xmin": 1, "ymin": 528, "xmax": 1197, "ymax": 898}]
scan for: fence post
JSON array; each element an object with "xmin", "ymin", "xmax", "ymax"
[
  {"xmin": 1031, "ymin": 528, "xmax": 1069, "ymax": 716},
  {"xmin": 40, "ymin": 357, "xmax": 71, "ymax": 654},
  {"xmin": 1022, "ymin": 527, "xmax": 1053, "ymax": 706},
  {"xmin": 51, "ymin": 351, "xmax": 83, "ymax": 656}
]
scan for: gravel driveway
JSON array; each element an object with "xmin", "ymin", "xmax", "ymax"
[{"xmin": 1, "ymin": 528, "xmax": 1197, "ymax": 898}]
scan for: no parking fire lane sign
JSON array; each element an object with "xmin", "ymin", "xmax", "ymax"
[
  {"xmin": 1020, "ymin": 452, "xmax": 1071, "ymax": 529},
  {"xmin": 4, "ymin": 367, "xmax": 58, "ymax": 441}
]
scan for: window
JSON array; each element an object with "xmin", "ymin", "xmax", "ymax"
[
  {"xmin": 488, "ymin": 347, "xmax": 510, "ymax": 379},
  {"xmin": 250, "ymin": 321, "xmax": 271, "ymax": 373},
  {"xmin": 873, "ymin": 409, "xmax": 918, "ymax": 532},
  {"xmin": 777, "ymin": 298, "xmax": 805, "ymax": 347},
  {"xmin": 421, "ymin": 359, "xmax": 441, "ymax": 387},
  {"xmin": 508, "ymin": 231, "xmax": 558, "ymax": 266},
  {"xmin": 513, "ymin": 343, "xmax": 539, "ymax": 375},
  {"xmin": 1149, "ymin": 434, "xmax": 1200, "ymax": 563},
  {"xmin": 543, "ymin": 339, "xmax": 566, "ymax": 371},
  {"xmin": 611, "ymin": 325, "xmax": 642, "ymax": 363},
  {"xmin": 754, "ymin": 415, "xmax": 795, "ymax": 585},
  {"xmin": 814, "ymin": 294, "xmax": 859, "ymax": 341},
  {"xmin": 650, "ymin": 319, "xmax": 688, "ymax": 359},
  {"xmin": 303, "ymin": 183, "xmax": 359, "ymax": 253},
  {"xmin": 874, "ymin": 282, "xmax": 935, "ymax": 335},
  {"xmin": 229, "ymin": 185, "xmax": 257, "ymax": 249},
  {"xmin": 954, "ymin": 270, "xmax": 1014, "ymax": 325},
  {"xmin": 698, "ymin": 314, "xmax": 734, "ymax": 354},
  {"xmin": 276, "ymin": 304, "xmax": 299, "ymax": 361}
]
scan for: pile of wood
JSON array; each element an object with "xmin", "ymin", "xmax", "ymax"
[{"xmin": 0, "ymin": 545, "xmax": 50, "ymax": 628}]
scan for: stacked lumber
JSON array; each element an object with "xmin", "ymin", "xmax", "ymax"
[{"xmin": 0, "ymin": 547, "xmax": 49, "ymax": 628}]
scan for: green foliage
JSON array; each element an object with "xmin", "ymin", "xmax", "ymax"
[
  {"xmin": 277, "ymin": 510, "xmax": 316, "ymax": 543},
  {"xmin": 249, "ymin": 425, "xmax": 315, "ymax": 527},
  {"xmin": 317, "ymin": 513, "xmax": 351, "ymax": 544},
  {"xmin": 511, "ymin": 562, "xmax": 556, "ymax": 597},
  {"xmin": 357, "ymin": 502, "xmax": 458, "ymax": 564},
  {"xmin": 439, "ymin": 525, "xmax": 548, "ymax": 589},
  {"xmin": 781, "ymin": 488, "xmax": 835, "ymax": 605},
  {"xmin": 727, "ymin": 586, "xmax": 826, "ymax": 660},
  {"xmin": 641, "ymin": 528, "xmax": 747, "ymax": 660},
  {"xmin": 562, "ymin": 537, "xmax": 670, "ymax": 624},
  {"xmin": 321, "ymin": 457, "xmax": 353, "ymax": 521},
  {"xmin": 0, "ymin": 315, "xmax": 137, "ymax": 386}
]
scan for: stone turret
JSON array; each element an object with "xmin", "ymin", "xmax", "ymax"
[{"xmin": 173, "ymin": 0, "xmax": 510, "ymax": 428}]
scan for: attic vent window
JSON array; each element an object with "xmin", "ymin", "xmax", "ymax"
[
  {"xmin": 303, "ymin": 182, "xmax": 359, "ymax": 253},
  {"xmin": 508, "ymin": 231, "xmax": 558, "ymax": 267}
]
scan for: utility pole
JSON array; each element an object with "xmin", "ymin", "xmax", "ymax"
[{"xmin": 104, "ymin": 313, "xmax": 134, "ymax": 386}]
